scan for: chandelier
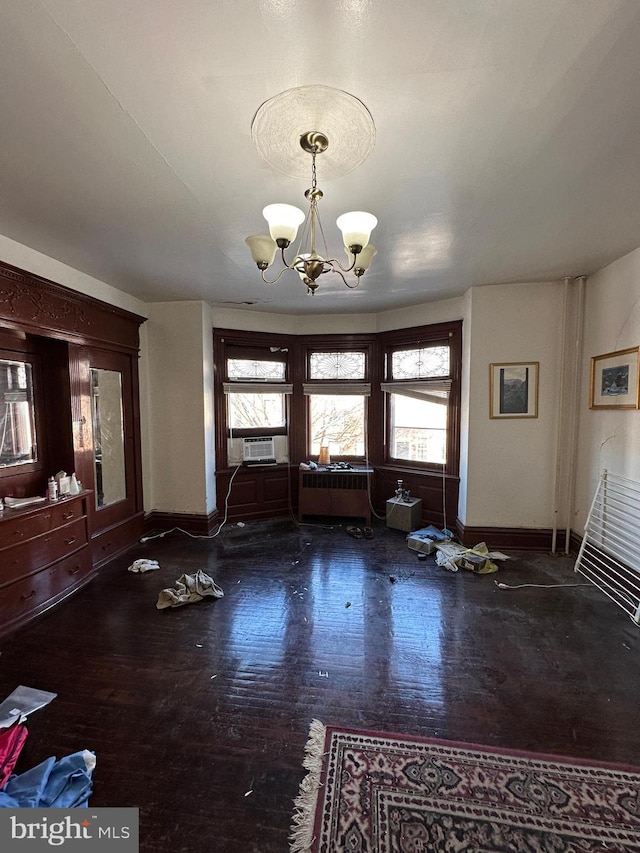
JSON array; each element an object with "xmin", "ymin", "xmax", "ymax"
[{"xmin": 245, "ymin": 131, "xmax": 378, "ymax": 295}]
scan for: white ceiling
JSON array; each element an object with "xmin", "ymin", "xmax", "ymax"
[{"xmin": 2, "ymin": 0, "xmax": 640, "ymax": 316}]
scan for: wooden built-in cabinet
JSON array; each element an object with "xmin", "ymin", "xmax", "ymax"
[
  {"xmin": 0, "ymin": 492, "xmax": 92, "ymax": 636},
  {"xmin": 0, "ymin": 259, "xmax": 145, "ymax": 636}
]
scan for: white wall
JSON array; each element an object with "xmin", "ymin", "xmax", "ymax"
[
  {"xmin": 144, "ymin": 302, "xmax": 212, "ymax": 515},
  {"xmin": 461, "ymin": 282, "xmax": 564, "ymax": 528},
  {"xmin": 573, "ymin": 247, "xmax": 640, "ymax": 532},
  {"xmin": 0, "ymin": 235, "xmax": 147, "ymax": 318},
  {"xmin": 6, "ymin": 229, "xmax": 638, "ymax": 535},
  {"xmin": 211, "ymin": 297, "xmax": 466, "ymax": 335}
]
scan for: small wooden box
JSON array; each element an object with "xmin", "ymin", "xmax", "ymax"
[{"xmin": 385, "ymin": 497, "xmax": 422, "ymax": 532}]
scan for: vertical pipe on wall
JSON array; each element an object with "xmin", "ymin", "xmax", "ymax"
[
  {"xmin": 551, "ymin": 276, "xmax": 572, "ymax": 555},
  {"xmin": 564, "ymin": 275, "xmax": 587, "ymax": 554}
]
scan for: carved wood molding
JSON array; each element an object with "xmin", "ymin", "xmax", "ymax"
[{"xmin": 0, "ymin": 260, "xmax": 145, "ymax": 350}]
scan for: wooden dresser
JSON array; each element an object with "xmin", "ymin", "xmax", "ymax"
[{"xmin": 0, "ymin": 492, "xmax": 93, "ymax": 638}]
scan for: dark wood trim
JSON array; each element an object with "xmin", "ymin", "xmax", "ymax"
[
  {"xmin": 0, "ymin": 259, "xmax": 145, "ymax": 352},
  {"xmin": 455, "ymin": 519, "xmax": 581, "ymax": 553},
  {"xmin": 144, "ymin": 509, "xmax": 220, "ymax": 537},
  {"xmin": 213, "ymin": 322, "xmax": 463, "ymax": 524},
  {"xmin": 379, "ymin": 319, "xmax": 462, "ymax": 478},
  {"xmin": 1, "ymin": 257, "xmax": 146, "ymax": 583}
]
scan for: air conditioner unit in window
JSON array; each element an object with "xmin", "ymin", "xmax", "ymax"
[{"xmin": 242, "ymin": 436, "xmax": 276, "ymax": 466}]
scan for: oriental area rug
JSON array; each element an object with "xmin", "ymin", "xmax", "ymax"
[{"xmin": 290, "ymin": 721, "xmax": 640, "ymax": 853}]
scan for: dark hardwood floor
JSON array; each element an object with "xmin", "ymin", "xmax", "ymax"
[{"xmin": 1, "ymin": 516, "xmax": 639, "ymax": 852}]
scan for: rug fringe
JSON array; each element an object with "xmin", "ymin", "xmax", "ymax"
[{"xmin": 289, "ymin": 719, "xmax": 326, "ymax": 853}]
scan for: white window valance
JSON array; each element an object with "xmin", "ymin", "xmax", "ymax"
[
  {"xmin": 223, "ymin": 382, "xmax": 293, "ymax": 394},
  {"xmin": 303, "ymin": 382, "xmax": 371, "ymax": 396},
  {"xmin": 381, "ymin": 380, "xmax": 450, "ymax": 405}
]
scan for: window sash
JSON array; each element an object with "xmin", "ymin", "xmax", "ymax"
[
  {"xmin": 223, "ymin": 382, "xmax": 293, "ymax": 394},
  {"xmin": 303, "ymin": 382, "xmax": 371, "ymax": 396},
  {"xmin": 381, "ymin": 380, "xmax": 450, "ymax": 405}
]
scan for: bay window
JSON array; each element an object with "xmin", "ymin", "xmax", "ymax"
[
  {"xmin": 382, "ymin": 329, "xmax": 460, "ymax": 474},
  {"xmin": 304, "ymin": 350, "xmax": 370, "ymax": 459}
]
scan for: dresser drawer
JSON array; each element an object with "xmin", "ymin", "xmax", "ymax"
[
  {"xmin": 0, "ymin": 517, "xmax": 89, "ymax": 587},
  {"xmin": 0, "ymin": 548, "xmax": 92, "ymax": 628},
  {"xmin": 0, "ymin": 495, "xmax": 88, "ymax": 549}
]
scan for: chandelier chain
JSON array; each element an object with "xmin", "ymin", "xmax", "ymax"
[{"xmin": 246, "ymin": 127, "xmax": 377, "ymax": 294}]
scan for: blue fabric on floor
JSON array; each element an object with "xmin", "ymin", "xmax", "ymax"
[{"xmin": 0, "ymin": 750, "xmax": 95, "ymax": 808}]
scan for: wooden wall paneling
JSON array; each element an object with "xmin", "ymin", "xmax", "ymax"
[
  {"xmin": 289, "ymin": 338, "xmax": 307, "ymax": 464},
  {"xmin": 374, "ymin": 467, "xmax": 460, "ymax": 532},
  {"xmin": 215, "ymin": 467, "xmax": 292, "ymax": 523},
  {"xmin": 0, "ymin": 261, "xmax": 143, "ymax": 352},
  {"xmin": 36, "ymin": 336, "xmax": 75, "ymax": 481},
  {"xmin": 0, "ymin": 258, "xmax": 146, "ymax": 590}
]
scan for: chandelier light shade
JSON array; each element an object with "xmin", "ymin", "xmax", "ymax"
[
  {"xmin": 245, "ymin": 126, "xmax": 378, "ymax": 295},
  {"xmin": 348, "ymin": 242, "xmax": 378, "ymax": 276},
  {"xmin": 336, "ymin": 211, "xmax": 377, "ymax": 252},
  {"xmin": 245, "ymin": 234, "xmax": 278, "ymax": 269},
  {"xmin": 262, "ymin": 203, "xmax": 305, "ymax": 244}
]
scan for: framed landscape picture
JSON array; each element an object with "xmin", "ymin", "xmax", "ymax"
[
  {"xmin": 490, "ymin": 362, "xmax": 539, "ymax": 419},
  {"xmin": 590, "ymin": 346, "xmax": 639, "ymax": 409}
]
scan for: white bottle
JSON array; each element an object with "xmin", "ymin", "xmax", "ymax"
[{"xmin": 47, "ymin": 477, "xmax": 58, "ymax": 501}]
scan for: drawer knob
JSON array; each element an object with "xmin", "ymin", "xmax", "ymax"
[
  {"xmin": 21, "ymin": 590, "xmax": 36, "ymax": 601},
  {"xmin": 63, "ymin": 512, "xmax": 74, "ymax": 521},
  {"xmin": 64, "ymin": 537, "xmax": 77, "ymax": 545},
  {"xmin": 69, "ymin": 567, "xmax": 81, "ymax": 576}
]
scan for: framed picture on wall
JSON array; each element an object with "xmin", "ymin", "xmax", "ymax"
[
  {"xmin": 590, "ymin": 346, "xmax": 639, "ymax": 409},
  {"xmin": 489, "ymin": 362, "xmax": 539, "ymax": 419}
]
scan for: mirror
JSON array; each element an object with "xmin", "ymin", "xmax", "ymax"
[
  {"xmin": 91, "ymin": 368, "xmax": 126, "ymax": 508},
  {"xmin": 0, "ymin": 358, "xmax": 37, "ymax": 468}
]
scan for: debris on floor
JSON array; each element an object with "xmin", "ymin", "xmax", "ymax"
[
  {"xmin": 406, "ymin": 525, "xmax": 449, "ymax": 555},
  {"xmin": 0, "ymin": 722, "xmax": 28, "ymax": 787},
  {"xmin": 435, "ymin": 541, "xmax": 499, "ymax": 574},
  {"xmin": 156, "ymin": 570, "xmax": 224, "ymax": 609},
  {"xmin": 0, "ymin": 685, "xmax": 57, "ymax": 730},
  {"xmin": 0, "ymin": 749, "xmax": 96, "ymax": 808},
  {"xmin": 128, "ymin": 558, "xmax": 160, "ymax": 573},
  {"xmin": 0, "ymin": 686, "xmax": 94, "ymax": 809}
]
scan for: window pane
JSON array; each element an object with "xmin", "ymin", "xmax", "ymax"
[
  {"xmin": 391, "ymin": 346, "xmax": 449, "ymax": 379},
  {"xmin": 227, "ymin": 358, "xmax": 285, "ymax": 381},
  {"xmin": 228, "ymin": 393, "xmax": 285, "ymax": 429},
  {"xmin": 309, "ymin": 395, "xmax": 365, "ymax": 456},
  {"xmin": 309, "ymin": 352, "xmax": 365, "ymax": 380},
  {"xmin": 390, "ymin": 393, "xmax": 447, "ymax": 464},
  {"xmin": 0, "ymin": 360, "xmax": 37, "ymax": 467}
]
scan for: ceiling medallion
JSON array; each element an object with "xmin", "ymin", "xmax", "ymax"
[
  {"xmin": 250, "ymin": 84, "xmax": 376, "ymax": 180},
  {"xmin": 246, "ymin": 86, "xmax": 378, "ymax": 294}
]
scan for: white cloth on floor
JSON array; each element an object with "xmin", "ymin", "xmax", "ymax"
[
  {"xmin": 128, "ymin": 558, "xmax": 160, "ymax": 573},
  {"xmin": 156, "ymin": 570, "xmax": 224, "ymax": 610}
]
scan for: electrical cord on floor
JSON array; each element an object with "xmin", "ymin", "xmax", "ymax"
[
  {"xmin": 495, "ymin": 581, "xmax": 591, "ymax": 590},
  {"xmin": 140, "ymin": 463, "xmax": 242, "ymax": 543}
]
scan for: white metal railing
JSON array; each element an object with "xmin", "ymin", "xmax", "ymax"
[{"xmin": 575, "ymin": 470, "xmax": 640, "ymax": 624}]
